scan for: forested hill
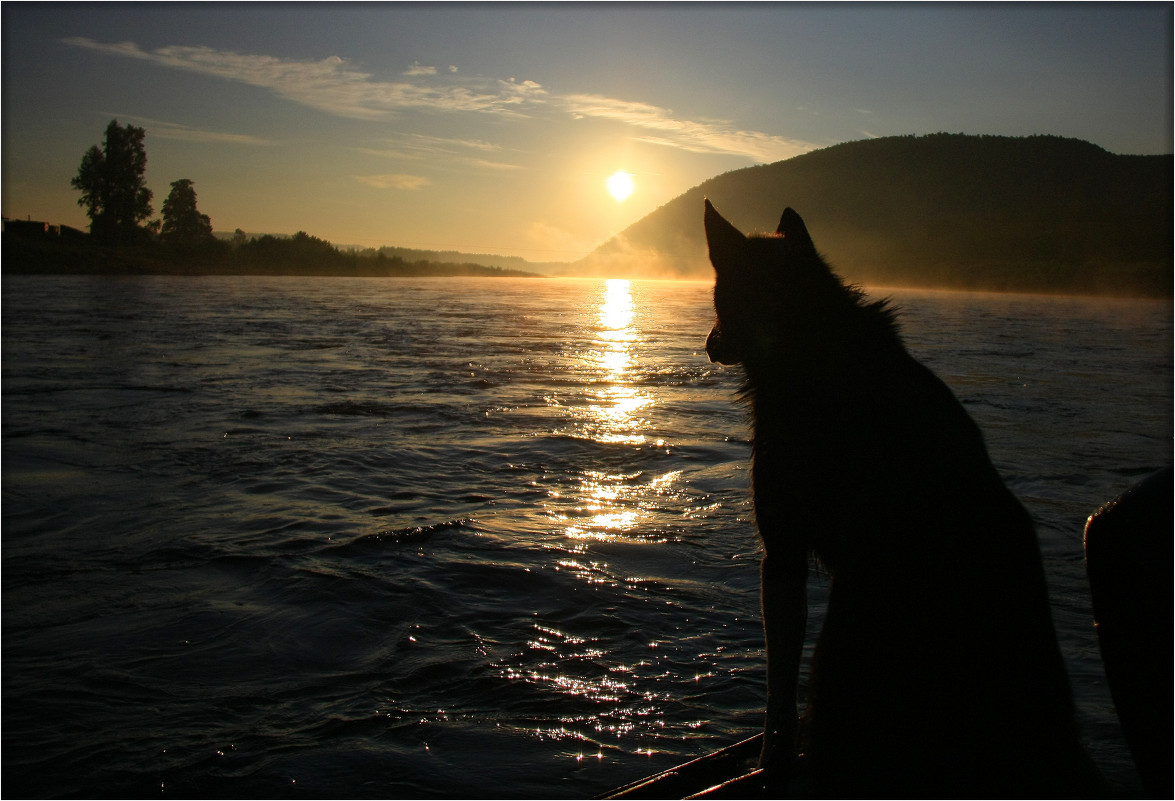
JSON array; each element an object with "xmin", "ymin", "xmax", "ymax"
[
  {"xmin": 577, "ymin": 134, "xmax": 1172, "ymax": 296},
  {"xmin": 2, "ymin": 228, "xmax": 543, "ymax": 279}
]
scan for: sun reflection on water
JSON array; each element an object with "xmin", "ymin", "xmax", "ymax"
[
  {"xmin": 591, "ymin": 279, "xmax": 650, "ymax": 447},
  {"xmin": 496, "ymin": 279, "xmax": 714, "ymax": 765},
  {"xmin": 599, "ymin": 278, "xmax": 635, "ymax": 341},
  {"xmin": 546, "ymin": 279, "xmax": 684, "ymax": 546}
]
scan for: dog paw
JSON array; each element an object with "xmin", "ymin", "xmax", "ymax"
[{"xmin": 758, "ymin": 735, "xmax": 806, "ymax": 793}]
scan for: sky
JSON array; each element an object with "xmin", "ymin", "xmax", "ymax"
[{"xmin": 2, "ymin": 2, "xmax": 1171, "ymax": 262}]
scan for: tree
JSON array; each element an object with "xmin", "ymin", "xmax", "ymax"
[
  {"xmin": 70, "ymin": 119, "xmax": 153, "ymax": 246},
  {"xmin": 161, "ymin": 179, "xmax": 214, "ymax": 247}
]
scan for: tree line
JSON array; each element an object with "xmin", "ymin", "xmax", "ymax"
[
  {"xmin": 65, "ymin": 119, "xmax": 335, "ymax": 266},
  {"xmin": 0, "ymin": 118, "xmax": 537, "ymax": 277},
  {"xmin": 71, "ymin": 119, "xmax": 213, "ymax": 249},
  {"xmin": 35, "ymin": 119, "xmax": 534, "ymax": 277}
]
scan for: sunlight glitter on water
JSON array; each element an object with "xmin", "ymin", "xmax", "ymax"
[
  {"xmin": 589, "ymin": 279, "xmax": 653, "ymax": 447},
  {"xmin": 599, "ymin": 279, "xmax": 635, "ymax": 335},
  {"xmin": 510, "ymin": 282, "xmax": 693, "ymax": 758},
  {"xmin": 4, "ymin": 277, "xmax": 1163, "ymax": 796},
  {"xmin": 551, "ymin": 279, "xmax": 667, "ymax": 545}
]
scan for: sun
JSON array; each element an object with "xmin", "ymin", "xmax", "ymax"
[{"xmin": 606, "ymin": 170, "xmax": 635, "ymax": 202}]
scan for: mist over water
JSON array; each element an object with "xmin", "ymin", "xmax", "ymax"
[{"xmin": 3, "ymin": 276, "xmax": 1169, "ymax": 797}]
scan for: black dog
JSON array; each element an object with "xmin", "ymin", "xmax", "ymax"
[{"xmin": 704, "ymin": 200, "xmax": 1102, "ymax": 797}]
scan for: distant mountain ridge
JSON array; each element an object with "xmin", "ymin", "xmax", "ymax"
[
  {"xmin": 352, "ymin": 245, "xmax": 544, "ymax": 273},
  {"xmin": 212, "ymin": 234, "xmax": 561, "ymax": 274},
  {"xmin": 576, "ymin": 134, "xmax": 1172, "ymax": 296}
]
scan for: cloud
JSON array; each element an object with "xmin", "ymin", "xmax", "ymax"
[
  {"xmin": 101, "ymin": 114, "xmax": 272, "ymax": 145},
  {"xmin": 62, "ymin": 37, "xmax": 545, "ymax": 120},
  {"xmin": 560, "ymin": 93, "xmax": 816, "ymax": 163},
  {"xmin": 353, "ymin": 174, "xmax": 430, "ymax": 190},
  {"xmin": 358, "ymin": 134, "xmax": 521, "ymax": 171},
  {"xmin": 63, "ymin": 36, "xmax": 809, "ymax": 163},
  {"xmin": 408, "ymin": 134, "xmax": 503, "ymax": 152},
  {"xmin": 465, "ymin": 158, "xmax": 523, "ymax": 171}
]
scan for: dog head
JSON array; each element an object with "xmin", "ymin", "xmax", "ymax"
[{"xmin": 705, "ymin": 199, "xmax": 845, "ymax": 368}]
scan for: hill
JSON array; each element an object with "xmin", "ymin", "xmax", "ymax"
[
  {"xmin": 351, "ymin": 245, "xmax": 544, "ymax": 272},
  {"xmin": 214, "ymin": 234, "xmax": 552, "ymax": 273},
  {"xmin": 575, "ymin": 134, "xmax": 1172, "ymax": 296}
]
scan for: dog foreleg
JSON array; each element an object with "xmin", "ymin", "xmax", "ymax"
[{"xmin": 759, "ymin": 539, "xmax": 808, "ymax": 781}]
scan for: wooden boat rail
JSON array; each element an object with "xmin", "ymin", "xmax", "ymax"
[{"xmin": 602, "ymin": 734, "xmax": 765, "ymax": 799}]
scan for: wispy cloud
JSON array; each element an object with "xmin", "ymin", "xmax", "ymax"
[
  {"xmin": 560, "ymin": 93, "xmax": 815, "ymax": 162},
  {"xmin": 65, "ymin": 36, "xmax": 811, "ymax": 163},
  {"xmin": 103, "ymin": 113, "xmax": 273, "ymax": 146},
  {"xmin": 407, "ymin": 135, "xmax": 503, "ymax": 153},
  {"xmin": 63, "ymin": 37, "xmax": 545, "ymax": 120},
  {"xmin": 353, "ymin": 174, "xmax": 430, "ymax": 190},
  {"xmin": 464, "ymin": 158, "xmax": 523, "ymax": 171},
  {"xmin": 358, "ymin": 134, "xmax": 521, "ymax": 171}
]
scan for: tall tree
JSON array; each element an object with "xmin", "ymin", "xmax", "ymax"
[
  {"xmin": 71, "ymin": 120, "xmax": 154, "ymax": 246},
  {"xmin": 161, "ymin": 179, "xmax": 214, "ymax": 247}
]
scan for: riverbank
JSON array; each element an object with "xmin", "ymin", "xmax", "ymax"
[{"xmin": 1, "ymin": 232, "xmax": 543, "ymax": 278}]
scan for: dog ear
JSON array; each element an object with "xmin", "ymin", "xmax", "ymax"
[
  {"xmin": 776, "ymin": 207, "xmax": 816, "ymax": 254},
  {"xmin": 704, "ymin": 199, "xmax": 746, "ymax": 268}
]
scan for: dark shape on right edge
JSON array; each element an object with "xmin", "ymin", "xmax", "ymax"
[{"xmin": 1085, "ymin": 466, "xmax": 1174, "ymax": 799}]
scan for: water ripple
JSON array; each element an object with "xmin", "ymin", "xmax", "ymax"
[{"xmin": 2, "ymin": 276, "xmax": 1167, "ymax": 797}]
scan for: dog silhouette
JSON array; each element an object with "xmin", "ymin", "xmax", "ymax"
[{"xmin": 705, "ymin": 199, "xmax": 1103, "ymax": 797}]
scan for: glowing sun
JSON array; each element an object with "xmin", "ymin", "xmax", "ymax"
[{"xmin": 606, "ymin": 170, "xmax": 635, "ymax": 202}]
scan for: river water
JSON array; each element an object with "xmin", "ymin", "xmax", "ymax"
[{"xmin": 2, "ymin": 275, "xmax": 1170, "ymax": 797}]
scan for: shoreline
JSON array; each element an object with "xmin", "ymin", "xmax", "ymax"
[{"xmin": 2, "ymin": 234, "xmax": 1169, "ymax": 298}]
